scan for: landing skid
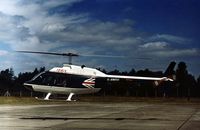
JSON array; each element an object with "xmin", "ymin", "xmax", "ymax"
[
  {"xmin": 35, "ymin": 97, "xmax": 70, "ymax": 102},
  {"xmin": 66, "ymin": 93, "xmax": 76, "ymax": 101},
  {"xmin": 35, "ymin": 96, "xmax": 52, "ymax": 101},
  {"xmin": 35, "ymin": 92, "xmax": 76, "ymax": 102},
  {"xmin": 44, "ymin": 92, "xmax": 51, "ymax": 100}
]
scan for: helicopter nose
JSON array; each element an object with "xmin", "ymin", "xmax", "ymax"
[{"xmin": 23, "ymin": 83, "xmax": 33, "ymax": 91}]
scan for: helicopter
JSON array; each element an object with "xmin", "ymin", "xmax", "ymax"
[{"xmin": 17, "ymin": 51, "xmax": 175, "ymax": 101}]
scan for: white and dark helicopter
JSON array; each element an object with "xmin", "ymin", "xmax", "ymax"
[{"xmin": 17, "ymin": 51, "xmax": 175, "ymax": 101}]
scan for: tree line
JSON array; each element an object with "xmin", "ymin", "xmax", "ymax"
[{"xmin": 0, "ymin": 61, "xmax": 200, "ymax": 98}]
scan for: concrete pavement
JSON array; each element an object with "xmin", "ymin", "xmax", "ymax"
[{"xmin": 0, "ymin": 101, "xmax": 200, "ymax": 130}]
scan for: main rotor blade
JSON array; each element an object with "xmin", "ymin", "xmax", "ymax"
[
  {"xmin": 16, "ymin": 51, "xmax": 124, "ymax": 58},
  {"xmin": 16, "ymin": 51, "xmax": 151, "ymax": 60},
  {"xmin": 81, "ymin": 54, "xmax": 125, "ymax": 58},
  {"xmin": 81, "ymin": 54, "xmax": 151, "ymax": 60},
  {"xmin": 16, "ymin": 51, "xmax": 79, "ymax": 57}
]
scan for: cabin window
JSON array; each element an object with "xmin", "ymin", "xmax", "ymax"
[
  {"xmin": 41, "ymin": 75, "xmax": 54, "ymax": 85},
  {"xmin": 32, "ymin": 71, "xmax": 70, "ymax": 87},
  {"xmin": 54, "ymin": 76, "xmax": 67, "ymax": 87}
]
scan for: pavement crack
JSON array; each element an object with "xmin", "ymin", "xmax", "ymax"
[
  {"xmin": 177, "ymin": 109, "xmax": 198, "ymax": 130},
  {"xmin": 20, "ymin": 117, "xmax": 172, "ymax": 121}
]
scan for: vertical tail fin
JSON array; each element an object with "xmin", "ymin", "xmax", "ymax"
[
  {"xmin": 154, "ymin": 61, "xmax": 176, "ymax": 86},
  {"xmin": 164, "ymin": 61, "xmax": 176, "ymax": 77}
]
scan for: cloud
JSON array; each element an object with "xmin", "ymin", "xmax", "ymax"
[
  {"xmin": 0, "ymin": 0, "xmax": 82, "ymax": 16},
  {"xmin": 138, "ymin": 36, "xmax": 198, "ymax": 59},
  {"xmin": 0, "ymin": 0, "xmax": 199, "ymax": 76},
  {"xmin": 0, "ymin": 0, "xmax": 87, "ymax": 73},
  {"xmin": 42, "ymin": 23, "xmax": 66, "ymax": 33},
  {"xmin": 57, "ymin": 20, "xmax": 140, "ymax": 47},
  {"xmin": 139, "ymin": 41, "xmax": 169, "ymax": 50},
  {"xmin": 40, "ymin": 0, "xmax": 82, "ymax": 9},
  {"xmin": 138, "ymin": 34, "xmax": 198, "ymax": 58},
  {"xmin": 149, "ymin": 34, "xmax": 190, "ymax": 44},
  {"xmin": 0, "ymin": 1, "xmax": 175, "ymax": 55},
  {"xmin": 0, "ymin": 0, "xmax": 87, "ymax": 51},
  {"xmin": 0, "ymin": 50, "xmax": 8, "ymax": 56},
  {"xmin": 151, "ymin": 48, "xmax": 199, "ymax": 57}
]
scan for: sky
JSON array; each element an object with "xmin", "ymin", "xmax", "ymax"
[{"xmin": 0, "ymin": 0, "xmax": 199, "ymax": 77}]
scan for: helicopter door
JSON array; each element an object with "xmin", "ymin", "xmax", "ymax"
[
  {"xmin": 32, "ymin": 71, "xmax": 70, "ymax": 88},
  {"xmin": 37, "ymin": 73, "xmax": 55, "ymax": 93},
  {"xmin": 52, "ymin": 73, "xmax": 70, "ymax": 88},
  {"xmin": 41, "ymin": 75, "xmax": 54, "ymax": 86}
]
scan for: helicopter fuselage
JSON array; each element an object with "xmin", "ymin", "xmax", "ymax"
[
  {"xmin": 17, "ymin": 51, "xmax": 175, "ymax": 101},
  {"xmin": 24, "ymin": 64, "xmax": 173, "ymax": 100},
  {"xmin": 24, "ymin": 64, "xmax": 108, "ymax": 95}
]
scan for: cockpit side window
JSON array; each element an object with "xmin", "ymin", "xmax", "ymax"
[
  {"xmin": 32, "ymin": 72, "xmax": 52, "ymax": 85},
  {"xmin": 32, "ymin": 72, "xmax": 45, "ymax": 81},
  {"xmin": 32, "ymin": 74, "xmax": 44, "ymax": 84},
  {"xmin": 31, "ymin": 71, "xmax": 70, "ymax": 87},
  {"xmin": 41, "ymin": 75, "xmax": 54, "ymax": 85}
]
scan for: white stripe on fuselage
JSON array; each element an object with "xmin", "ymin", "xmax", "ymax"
[{"xmin": 25, "ymin": 83, "xmax": 101, "ymax": 95}]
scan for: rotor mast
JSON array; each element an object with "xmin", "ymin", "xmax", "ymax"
[{"xmin": 66, "ymin": 53, "xmax": 79, "ymax": 64}]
